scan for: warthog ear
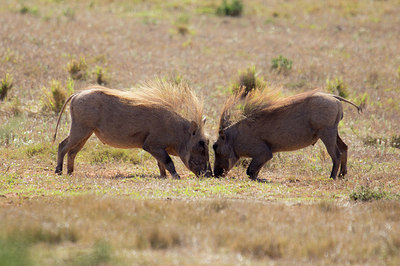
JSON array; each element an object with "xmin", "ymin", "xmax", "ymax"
[{"xmin": 189, "ymin": 121, "xmax": 198, "ymax": 136}]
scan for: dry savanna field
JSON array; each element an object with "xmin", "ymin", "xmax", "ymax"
[{"xmin": 1, "ymin": 0, "xmax": 400, "ymax": 265}]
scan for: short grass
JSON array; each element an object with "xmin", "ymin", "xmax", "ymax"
[{"xmin": 1, "ymin": 0, "xmax": 400, "ymax": 264}]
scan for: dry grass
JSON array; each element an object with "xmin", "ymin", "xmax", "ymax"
[
  {"xmin": 1, "ymin": 0, "xmax": 400, "ymax": 264},
  {"xmin": 0, "ymin": 196, "xmax": 399, "ymax": 264}
]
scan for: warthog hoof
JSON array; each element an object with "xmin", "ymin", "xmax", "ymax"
[
  {"xmin": 172, "ymin": 174, "xmax": 181, "ymax": 180},
  {"xmin": 55, "ymin": 168, "xmax": 62, "ymax": 175}
]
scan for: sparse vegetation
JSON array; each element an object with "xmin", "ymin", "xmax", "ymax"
[
  {"xmin": 326, "ymin": 77, "xmax": 349, "ymax": 98},
  {"xmin": 271, "ymin": 55, "xmax": 293, "ymax": 74},
  {"xmin": 41, "ymin": 79, "xmax": 74, "ymax": 113},
  {"xmin": 216, "ymin": 0, "xmax": 243, "ymax": 17},
  {"xmin": 0, "ymin": 73, "xmax": 13, "ymax": 101}
]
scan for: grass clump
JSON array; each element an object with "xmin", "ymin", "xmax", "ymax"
[
  {"xmin": 326, "ymin": 77, "xmax": 349, "ymax": 98},
  {"xmin": 350, "ymin": 185, "xmax": 387, "ymax": 201},
  {"xmin": 363, "ymin": 135, "xmax": 400, "ymax": 149},
  {"xmin": 71, "ymin": 240, "xmax": 112, "ymax": 265},
  {"xmin": 397, "ymin": 66, "xmax": 400, "ymax": 80},
  {"xmin": 216, "ymin": 0, "xmax": 243, "ymax": 17},
  {"xmin": 93, "ymin": 66, "xmax": 110, "ymax": 85},
  {"xmin": 271, "ymin": 55, "xmax": 293, "ymax": 74},
  {"xmin": 19, "ymin": 5, "xmax": 39, "ymax": 16},
  {"xmin": 173, "ymin": 14, "xmax": 191, "ymax": 36},
  {"xmin": 42, "ymin": 79, "xmax": 74, "ymax": 114},
  {"xmin": 136, "ymin": 227, "xmax": 182, "ymax": 250},
  {"xmin": 0, "ymin": 236, "xmax": 32, "ymax": 266},
  {"xmin": 0, "ymin": 73, "xmax": 13, "ymax": 101},
  {"xmin": 231, "ymin": 66, "xmax": 267, "ymax": 96},
  {"xmin": 67, "ymin": 57, "xmax": 88, "ymax": 80},
  {"xmin": 86, "ymin": 146, "xmax": 147, "ymax": 165}
]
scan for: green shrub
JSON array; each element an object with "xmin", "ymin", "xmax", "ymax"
[
  {"xmin": 0, "ymin": 73, "xmax": 13, "ymax": 101},
  {"xmin": 42, "ymin": 79, "xmax": 74, "ymax": 114},
  {"xmin": 350, "ymin": 185, "xmax": 387, "ymax": 201},
  {"xmin": 271, "ymin": 55, "xmax": 293, "ymax": 74},
  {"xmin": 231, "ymin": 66, "xmax": 267, "ymax": 96},
  {"xmin": 216, "ymin": 0, "xmax": 243, "ymax": 17},
  {"xmin": 67, "ymin": 57, "xmax": 88, "ymax": 80},
  {"xmin": 326, "ymin": 77, "xmax": 349, "ymax": 98}
]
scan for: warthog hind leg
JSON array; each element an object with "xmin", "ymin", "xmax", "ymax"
[
  {"xmin": 319, "ymin": 127, "xmax": 341, "ymax": 179},
  {"xmin": 55, "ymin": 123, "xmax": 93, "ymax": 175},
  {"xmin": 67, "ymin": 136, "xmax": 91, "ymax": 175},
  {"xmin": 336, "ymin": 135, "xmax": 348, "ymax": 177},
  {"xmin": 55, "ymin": 137, "xmax": 69, "ymax": 174}
]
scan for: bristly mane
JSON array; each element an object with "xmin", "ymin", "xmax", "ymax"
[
  {"xmin": 219, "ymin": 88, "xmax": 319, "ymax": 131},
  {"xmin": 102, "ymin": 80, "xmax": 204, "ymax": 130}
]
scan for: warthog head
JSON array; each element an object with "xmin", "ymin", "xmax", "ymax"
[
  {"xmin": 212, "ymin": 129, "xmax": 239, "ymax": 177},
  {"xmin": 185, "ymin": 121, "xmax": 212, "ymax": 177}
]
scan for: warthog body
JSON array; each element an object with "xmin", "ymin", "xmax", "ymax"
[
  {"xmin": 213, "ymin": 90, "xmax": 361, "ymax": 181},
  {"xmin": 54, "ymin": 81, "xmax": 211, "ymax": 178}
]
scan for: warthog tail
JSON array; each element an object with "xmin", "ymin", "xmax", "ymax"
[
  {"xmin": 331, "ymin": 95, "xmax": 362, "ymax": 113},
  {"xmin": 52, "ymin": 94, "xmax": 76, "ymax": 143}
]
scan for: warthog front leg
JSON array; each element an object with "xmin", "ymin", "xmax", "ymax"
[
  {"xmin": 143, "ymin": 143, "xmax": 180, "ymax": 179},
  {"xmin": 157, "ymin": 161, "xmax": 167, "ymax": 178},
  {"xmin": 246, "ymin": 146, "xmax": 273, "ymax": 181}
]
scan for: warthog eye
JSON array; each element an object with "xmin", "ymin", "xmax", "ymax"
[{"xmin": 199, "ymin": 140, "xmax": 205, "ymax": 147}]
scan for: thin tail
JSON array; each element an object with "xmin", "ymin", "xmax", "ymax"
[
  {"xmin": 53, "ymin": 94, "xmax": 75, "ymax": 143},
  {"xmin": 331, "ymin": 95, "xmax": 362, "ymax": 113}
]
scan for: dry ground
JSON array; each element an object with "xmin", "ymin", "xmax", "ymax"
[{"xmin": 1, "ymin": 0, "xmax": 400, "ymax": 264}]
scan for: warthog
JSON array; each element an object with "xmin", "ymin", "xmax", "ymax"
[
  {"xmin": 53, "ymin": 81, "xmax": 212, "ymax": 178},
  {"xmin": 213, "ymin": 89, "xmax": 361, "ymax": 181}
]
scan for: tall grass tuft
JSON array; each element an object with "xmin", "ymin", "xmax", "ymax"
[
  {"xmin": 0, "ymin": 73, "xmax": 13, "ymax": 101},
  {"xmin": 42, "ymin": 79, "xmax": 74, "ymax": 114},
  {"xmin": 326, "ymin": 77, "xmax": 349, "ymax": 98},
  {"xmin": 231, "ymin": 66, "xmax": 267, "ymax": 96},
  {"xmin": 67, "ymin": 57, "xmax": 88, "ymax": 80},
  {"xmin": 93, "ymin": 66, "xmax": 110, "ymax": 85}
]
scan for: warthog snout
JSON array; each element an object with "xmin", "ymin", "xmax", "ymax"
[{"xmin": 213, "ymin": 167, "xmax": 225, "ymax": 178}]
